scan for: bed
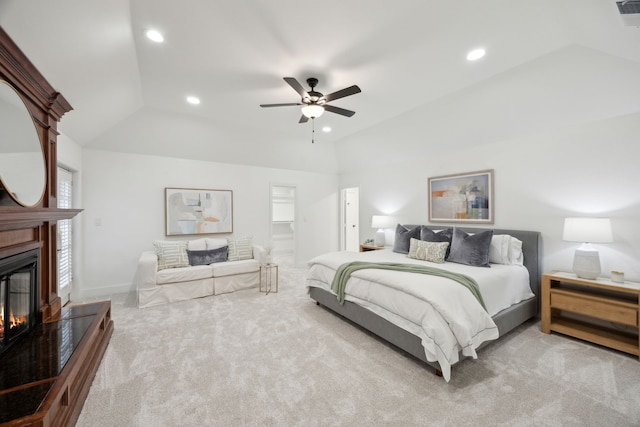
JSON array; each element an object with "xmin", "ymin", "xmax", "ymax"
[{"xmin": 306, "ymin": 226, "xmax": 541, "ymax": 381}]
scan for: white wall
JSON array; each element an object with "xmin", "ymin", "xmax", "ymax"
[
  {"xmin": 338, "ymin": 51, "xmax": 640, "ymax": 283},
  {"xmin": 341, "ymin": 111, "xmax": 640, "ymax": 281},
  {"xmin": 79, "ymin": 150, "xmax": 339, "ymax": 298}
]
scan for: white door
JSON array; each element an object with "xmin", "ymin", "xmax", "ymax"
[
  {"xmin": 341, "ymin": 187, "xmax": 359, "ymax": 252},
  {"xmin": 57, "ymin": 167, "xmax": 73, "ymax": 305},
  {"xmin": 270, "ymin": 184, "xmax": 296, "ymax": 266}
]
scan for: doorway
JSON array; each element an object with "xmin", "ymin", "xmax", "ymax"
[
  {"xmin": 341, "ymin": 187, "xmax": 360, "ymax": 252},
  {"xmin": 270, "ymin": 184, "xmax": 296, "ymax": 266}
]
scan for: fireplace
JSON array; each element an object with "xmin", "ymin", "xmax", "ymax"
[{"xmin": 0, "ymin": 249, "xmax": 38, "ymax": 356}]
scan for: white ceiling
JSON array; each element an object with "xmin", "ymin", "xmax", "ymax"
[{"xmin": 0, "ymin": 0, "xmax": 638, "ymax": 172}]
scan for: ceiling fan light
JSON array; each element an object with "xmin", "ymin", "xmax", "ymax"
[{"xmin": 301, "ymin": 104, "xmax": 324, "ymax": 119}]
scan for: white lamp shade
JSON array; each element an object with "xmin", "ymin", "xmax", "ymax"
[
  {"xmin": 562, "ymin": 218, "xmax": 613, "ymax": 243},
  {"xmin": 371, "ymin": 215, "xmax": 394, "ymax": 229},
  {"xmin": 301, "ymin": 104, "xmax": 324, "ymax": 118}
]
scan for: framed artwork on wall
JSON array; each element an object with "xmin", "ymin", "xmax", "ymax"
[
  {"xmin": 165, "ymin": 188, "xmax": 233, "ymax": 235},
  {"xmin": 428, "ymin": 169, "xmax": 494, "ymax": 224}
]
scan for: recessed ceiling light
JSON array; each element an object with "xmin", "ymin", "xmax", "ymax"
[
  {"xmin": 146, "ymin": 29, "xmax": 164, "ymax": 43},
  {"xmin": 466, "ymin": 48, "xmax": 486, "ymax": 61},
  {"xmin": 322, "ymin": 126, "xmax": 331, "ymax": 133},
  {"xmin": 186, "ymin": 96, "xmax": 200, "ymax": 105}
]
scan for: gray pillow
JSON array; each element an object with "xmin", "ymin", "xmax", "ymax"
[
  {"xmin": 187, "ymin": 246, "xmax": 228, "ymax": 266},
  {"xmin": 447, "ymin": 228, "xmax": 493, "ymax": 267},
  {"xmin": 392, "ymin": 224, "xmax": 421, "ymax": 254},
  {"xmin": 420, "ymin": 227, "xmax": 453, "ymax": 258}
]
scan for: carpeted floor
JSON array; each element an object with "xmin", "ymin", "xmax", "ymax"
[{"xmin": 75, "ymin": 265, "xmax": 640, "ymax": 426}]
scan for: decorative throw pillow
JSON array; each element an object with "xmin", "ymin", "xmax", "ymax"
[
  {"xmin": 205, "ymin": 238, "xmax": 228, "ymax": 250},
  {"xmin": 392, "ymin": 224, "xmax": 421, "ymax": 254},
  {"xmin": 447, "ymin": 228, "xmax": 493, "ymax": 267},
  {"xmin": 187, "ymin": 238, "xmax": 208, "ymax": 251},
  {"xmin": 153, "ymin": 240, "xmax": 189, "ymax": 270},
  {"xmin": 420, "ymin": 227, "xmax": 454, "ymax": 257},
  {"xmin": 407, "ymin": 238, "xmax": 449, "ymax": 263},
  {"xmin": 227, "ymin": 237, "xmax": 253, "ymax": 261},
  {"xmin": 187, "ymin": 246, "xmax": 228, "ymax": 266}
]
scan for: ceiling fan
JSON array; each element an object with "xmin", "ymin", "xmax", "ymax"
[{"xmin": 260, "ymin": 77, "xmax": 361, "ymax": 123}]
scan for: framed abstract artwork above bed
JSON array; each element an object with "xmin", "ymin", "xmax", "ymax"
[
  {"xmin": 165, "ymin": 187, "xmax": 233, "ymax": 235},
  {"xmin": 428, "ymin": 169, "xmax": 494, "ymax": 224}
]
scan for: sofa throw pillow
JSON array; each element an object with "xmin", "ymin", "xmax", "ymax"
[
  {"xmin": 447, "ymin": 228, "xmax": 493, "ymax": 267},
  {"xmin": 187, "ymin": 246, "xmax": 229, "ymax": 266},
  {"xmin": 420, "ymin": 227, "xmax": 454, "ymax": 257},
  {"xmin": 392, "ymin": 224, "xmax": 421, "ymax": 254},
  {"xmin": 153, "ymin": 240, "xmax": 189, "ymax": 270},
  {"xmin": 205, "ymin": 238, "xmax": 228, "ymax": 250},
  {"xmin": 407, "ymin": 238, "xmax": 449, "ymax": 263},
  {"xmin": 187, "ymin": 238, "xmax": 208, "ymax": 251},
  {"xmin": 227, "ymin": 237, "xmax": 253, "ymax": 261}
]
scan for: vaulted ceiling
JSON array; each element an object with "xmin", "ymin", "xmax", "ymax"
[{"xmin": 1, "ymin": 0, "xmax": 638, "ymax": 173}]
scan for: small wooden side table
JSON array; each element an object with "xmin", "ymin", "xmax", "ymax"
[
  {"xmin": 359, "ymin": 244, "xmax": 384, "ymax": 252},
  {"xmin": 541, "ymin": 271, "xmax": 640, "ymax": 359},
  {"xmin": 259, "ymin": 263, "xmax": 278, "ymax": 294}
]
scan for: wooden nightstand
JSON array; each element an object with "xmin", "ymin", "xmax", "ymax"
[
  {"xmin": 541, "ymin": 271, "xmax": 640, "ymax": 359},
  {"xmin": 359, "ymin": 244, "xmax": 384, "ymax": 252}
]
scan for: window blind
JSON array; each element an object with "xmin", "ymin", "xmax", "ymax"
[{"xmin": 58, "ymin": 167, "xmax": 73, "ymax": 290}]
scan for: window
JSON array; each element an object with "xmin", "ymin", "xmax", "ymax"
[{"xmin": 57, "ymin": 167, "xmax": 73, "ymax": 297}]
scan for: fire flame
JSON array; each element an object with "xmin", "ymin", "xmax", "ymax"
[{"xmin": 0, "ymin": 304, "xmax": 27, "ymax": 340}]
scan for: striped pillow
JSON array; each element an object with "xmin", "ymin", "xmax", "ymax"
[
  {"xmin": 226, "ymin": 237, "xmax": 253, "ymax": 261},
  {"xmin": 153, "ymin": 240, "xmax": 189, "ymax": 270}
]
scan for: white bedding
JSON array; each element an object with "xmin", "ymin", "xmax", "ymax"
[{"xmin": 306, "ymin": 249, "xmax": 534, "ymax": 381}]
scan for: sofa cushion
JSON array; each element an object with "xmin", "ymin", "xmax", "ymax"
[
  {"xmin": 227, "ymin": 236, "xmax": 253, "ymax": 261},
  {"xmin": 153, "ymin": 240, "xmax": 189, "ymax": 270},
  {"xmin": 187, "ymin": 246, "xmax": 228, "ymax": 266},
  {"xmin": 156, "ymin": 264, "xmax": 213, "ymax": 285},
  {"xmin": 187, "ymin": 238, "xmax": 208, "ymax": 251},
  {"xmin": 212, "ymin": 259, "xmax": 259, "ymax": 277},
  {"xmin": 206, "ymin": 238, "xmax": 228, "ymax": 250}
]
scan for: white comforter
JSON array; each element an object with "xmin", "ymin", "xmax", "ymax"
[{"xmin": 306, "ymin": 249, "xmax": 533, "ymax": 381}]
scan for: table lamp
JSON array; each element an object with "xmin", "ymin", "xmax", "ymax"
[
  {"xmin": 562, "ymin": 217, "xmax": 613, "ymax": 280},
  {"xmin": 371, "ymin": 215, "xmax": 393, "ymax": 247}
]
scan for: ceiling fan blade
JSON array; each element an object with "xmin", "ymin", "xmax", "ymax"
[
  {"xmin": 284, "ymin": 77, "xmax": 308, "ymax": 99},
  {"xmin": 323, "ymin": 85, "xmax": 361, "ymax": 102},
  {"xmin": 324, "ymin": 104, "xmax": 356, "ymax": 117},
  {"xmin": 298, "ymin": 115, "xmax": 309, "ymax": 124},
  {"xmin": 260, "ymin": 103, "xmax": 303, "ymax": 108}
]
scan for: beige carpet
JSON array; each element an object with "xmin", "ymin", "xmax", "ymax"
[{"xmin": 75, "ymin": 266, "xmax": 640, "ymax": 426}]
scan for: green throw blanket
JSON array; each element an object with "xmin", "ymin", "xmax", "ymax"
[{"xmin": 330, "ymin": 261, "xmax": 487, "ymax": 310}]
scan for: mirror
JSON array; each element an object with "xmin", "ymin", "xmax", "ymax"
[{"xmin": 0, "ymin": 80, "xmax": 46, "ymax": 207}]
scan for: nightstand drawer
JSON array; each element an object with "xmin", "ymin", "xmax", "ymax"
[{"xmin": 551, "ymin": 289, "xmax": 638, "ymax": 327}]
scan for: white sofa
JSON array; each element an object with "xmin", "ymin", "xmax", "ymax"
[{"xmin": 136, "ymin": 237, "xmax": 265, "ymax": 308}]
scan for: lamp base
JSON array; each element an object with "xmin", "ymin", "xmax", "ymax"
[
  {"xmin": 572, "ymin": 248, "xmax": 601, "ymax": 280},
  {"xmin": 374, "ymin": 229, "xmax": 385, "ymax": 247}
]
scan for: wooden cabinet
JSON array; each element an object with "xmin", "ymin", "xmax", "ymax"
[
  {"xmin": 359, "ymin": 244, "xmax": 384, "ymax": 252},
  {"xmin": 541, "ymin": 271, "xmax": 639, "ymax": 359}
]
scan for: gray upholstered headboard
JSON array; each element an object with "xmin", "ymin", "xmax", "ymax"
[{"xmin": 403, "ymin": 225, "xmax": 542, "ymax": 298}]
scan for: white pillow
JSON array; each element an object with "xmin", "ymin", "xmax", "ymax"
[
  {"xmin": 508, "ymin": 237, "xmax": 524, "ymax": 265},
  {"xmin": 226, "ymin": 236, "xmax": 253, "ymax": 261},
  {"xmin": 187, "ymin": 238, "xmax": 207, "ymax": 251},
  {"xmin": 489, "ymin": 235, "xmax": 511, "ymax": 264},
  {"xmin": 153, "ymin": 240, "xmax": 189, "ymax": 270},
  {"xmin": 205, "ymin": 238, "xmax": 228, "ymax": 250},
  {"xmin": 489, "ymin": 235, "xmax": 524, "ymax": 265},
  {"xmin": 407, "ymin": 238, "xmax": 449, "ymax": 263}
]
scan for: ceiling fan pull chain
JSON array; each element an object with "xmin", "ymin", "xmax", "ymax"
[{"xmin": 311, "ymin": 118, "xmax": 315, "ymax": 143}]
